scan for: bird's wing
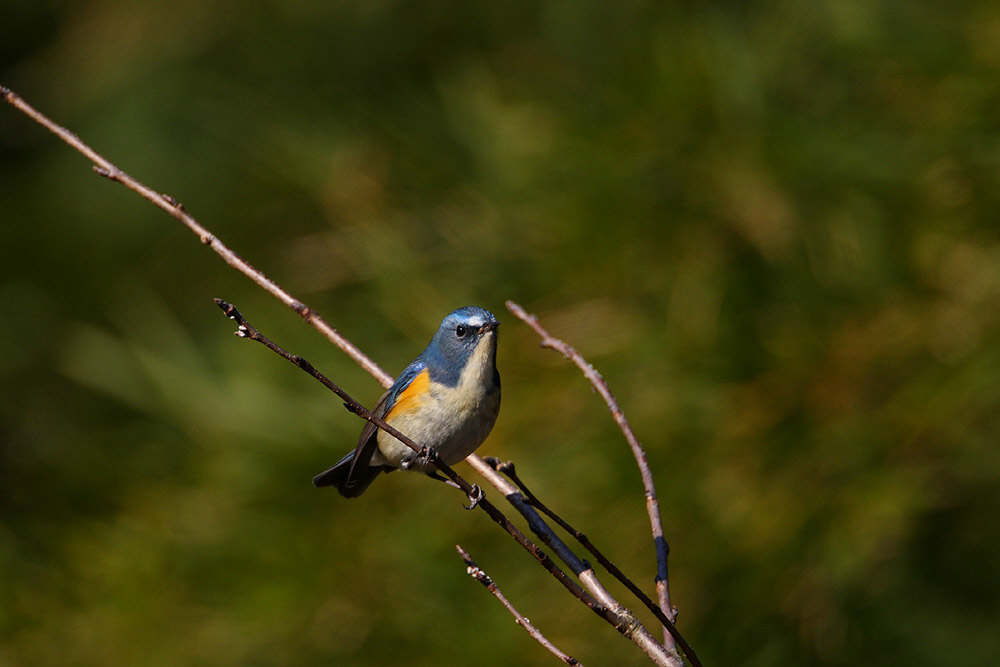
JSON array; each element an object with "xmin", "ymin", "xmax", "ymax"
[{"xmin": 348, "ymin": 360, "xmax": 427, "ymax": 477}]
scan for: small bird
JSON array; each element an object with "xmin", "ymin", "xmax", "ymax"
[{"xmin": 313, "ymin": 306, "xmax": 501, "ymax": 497}]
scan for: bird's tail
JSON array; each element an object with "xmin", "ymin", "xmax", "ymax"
[{"xmin": 312, "ymin": 450, "xmax": 385, "ymax": 498}]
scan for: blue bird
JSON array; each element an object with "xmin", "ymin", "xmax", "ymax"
[{"xmin": 313, "ymin": 306, "xmax": 501, "ymax": 497}]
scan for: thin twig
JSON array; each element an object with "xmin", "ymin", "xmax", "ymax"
[
  {"xmin": 456, "ymin": 545, "xmax": 582, "ymax": 666},
  {"xmin": 0, "ymin": 85, "xmax": 393, "ymax": 388},
  {"xmin": 489, "ymin": 459, "xmax": 701, "ymax": 667},
  {"xmin": 505, "ymin": 301, "xmax": 678, "ymax": 647},
  {"xmin": 213, "ymin": 300, "xmax": 679, "ymax": 666}
]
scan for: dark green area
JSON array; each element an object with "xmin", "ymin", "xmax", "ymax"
[{"xmin": 3, "ymin": 1, "xmax": 999, "ymax": 665}]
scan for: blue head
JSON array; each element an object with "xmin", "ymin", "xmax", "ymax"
[{"xmin": 421, "ymin": 306, "xmax": 499, "ymax": 387}]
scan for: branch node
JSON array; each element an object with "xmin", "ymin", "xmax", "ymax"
[
  {"xmin": 496, "ymin": 460, "xmax": 516, "ymax": 476},
  {"xmin": 162, "ymin": 193, "xmax": 185, "ymax": 211}
]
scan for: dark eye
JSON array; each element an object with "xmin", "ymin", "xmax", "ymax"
[{"xmin": 455, "ymin": 324, "xmax": 468, "ymax": 338}]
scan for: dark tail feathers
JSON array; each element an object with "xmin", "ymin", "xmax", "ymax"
[{"xmin": 312, "ymin": 451, "xmax": 386, "ymax": 498}]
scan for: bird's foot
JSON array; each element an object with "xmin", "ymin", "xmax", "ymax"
[
  {"xmin": 423, "ymin": 472, "xmax": 483, "ymax": 509},
  {"xmin": 464, "ymin": 484, "xmax": 484, "ymax": 510}
]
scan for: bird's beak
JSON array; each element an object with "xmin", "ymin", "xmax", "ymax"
[{"xmin": 478, "ymin": 321, "xmax": 499, "ymax": 335}]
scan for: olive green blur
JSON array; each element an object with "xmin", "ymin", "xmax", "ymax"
[{"xmin": 2, "ymin": 2, "xmax": 998, "ymax": 665}]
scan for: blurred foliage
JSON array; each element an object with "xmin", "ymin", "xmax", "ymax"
[{"xmin": 3, "ymin": 1, "xmax": 1000, "ymax": 665}]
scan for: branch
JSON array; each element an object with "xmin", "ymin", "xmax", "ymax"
[
  {"xmin": 213, "ymin": 300, "xmax": 681, "ymax": 666},
  {"xmin": 0, "ymin": 85, "xmax": 393, "ymax": 389},
  {"xmin": 4, "ymin": 87, "xmax": 695, "ymax": 667},
  {"xmin": 456, "ymin": 545, "xmax": 582, "ymax": 666},
  {"xmin": 489, "ymin": 459, "xmax": 701, "ymax": 667},
  {"xmin": 505, "ymin": 301, "xmax": 679, "ymax": 644},
  {"xmin": 464, "ymin": 455, "xmax": 686, "ymax": 666}
]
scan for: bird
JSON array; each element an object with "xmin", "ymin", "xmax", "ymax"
[{"xmin": 313, "ymin": 306, "xmax": 501, "ymax": 497}]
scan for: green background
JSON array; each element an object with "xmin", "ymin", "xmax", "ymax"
[{"xmin": 3, "ymin": 2, "xmax": 999, "ymax": 665}]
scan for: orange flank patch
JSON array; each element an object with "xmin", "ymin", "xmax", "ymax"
[{"xmin": 385, "ymin": 368, "xmax": 430, "ymax": 420}]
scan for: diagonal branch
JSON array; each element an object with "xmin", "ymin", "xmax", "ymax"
[
  {"xmin": 464, "ymin": 455, "xmax": 688, "ymax": 666},
  {"xmin": 456, "ymin": 544, "xmax": 582, "ymax": 666},
  {"xmin": 1, "ymin": 85, "xmax": 393, "ymax": 389},
  {"xmin": 213, "ymin": 299, "xmax": 682, "ymax": 666},
  {"xmin": 505, "ymin": 301, "xmax": 678, "ymax": 647},
  {"xmin": 489, "ymin": 459, "xmax": 701, "ymax": 667}
]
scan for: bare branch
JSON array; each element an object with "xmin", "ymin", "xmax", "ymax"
[
  {"xmin": 4, "ymin": 87, "xmax": 697, "ymax": 667},
  {"xmin": 464, "ymin": 456, "xmax": 686, "ymax": 666},
  {"xmin": 489, "ymin": 459, "xmax": 701, "ymax": 667},
  {"xmin": 1, "ymin": 85, "xmax": 393, "ymax": 389},
  {"xmin": 505, "ymin": 301, "xmax": 678, "ymax": 647},
  {"xmin": 213, "ymin": 300, "xmax": 681, "ymax": 665},
  {"xmin": 456, "ymin": 545, "xmax": 582, "ymax": 666}
]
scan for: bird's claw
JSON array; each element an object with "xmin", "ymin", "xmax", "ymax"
[
  {"xmin": 402, "ymin": 447, "xmax": 435, "ymax": 472},
  {"xmin": 464, "ymin": 484, "xmax": 484, "ymax": 510}
]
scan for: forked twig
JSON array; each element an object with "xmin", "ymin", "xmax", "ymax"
[
  {"xmin": 505, "ymin": 301, "xmax": 678, "ymax": 647},
  {"xmin": 489, "ymin": 459, "xmax": 700, "ymax": 666},
  {"xmin": 463, "ymin": 455, "xmax": 688, "ymax": 665},
  {"xmin": 456, "ymin": 545, "xmax": 582, "ymax": 666}
]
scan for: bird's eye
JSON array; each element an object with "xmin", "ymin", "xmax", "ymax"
[{"xmin": 455, "ymin": 324, "xmax": 468, "ymax": 338}]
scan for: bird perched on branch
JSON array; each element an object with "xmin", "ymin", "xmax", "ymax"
[{"xmin": 313, "ymin": 306, "xmax": 501, "ymax": 497}]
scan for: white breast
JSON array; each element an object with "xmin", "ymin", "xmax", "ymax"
[{"xmin": 374, "ymin": 331, "xmax": 499, "ymax": 470}]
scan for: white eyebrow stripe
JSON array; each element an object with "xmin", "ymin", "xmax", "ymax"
[{"xmin": 461, "ymin": 316, "xmax": 486, "ymax": 328}]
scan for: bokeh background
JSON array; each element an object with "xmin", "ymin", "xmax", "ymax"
[{"xmin": 3, "ymin": 2, "xmax": 999, "ymax": 665}]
